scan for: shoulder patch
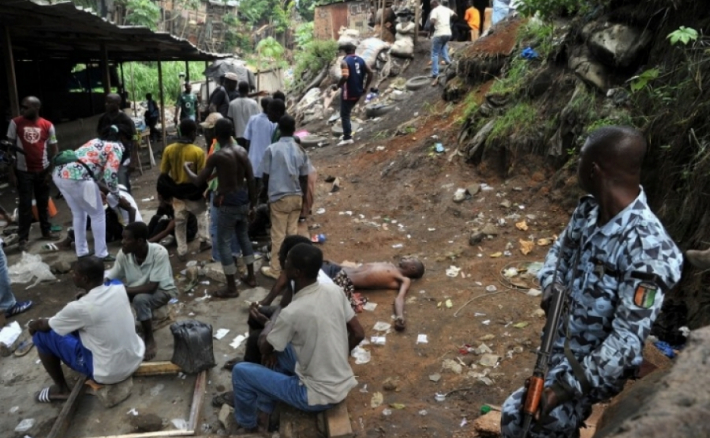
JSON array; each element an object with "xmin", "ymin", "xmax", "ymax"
[{"xmin": 633, "ymin": 282, "xmax": 658, "ymax": 308}]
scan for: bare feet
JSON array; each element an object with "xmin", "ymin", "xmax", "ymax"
[
  {"xmin": 394, "ymin": 316, "xmax": 406, "ymax": 332},
  {"xmin": 213, "ymin": 287, "xmax": 240, "ymax": 299},
  {"xmin": 144, "ymin": 338, "xmax": 157, "ymax": 361}
]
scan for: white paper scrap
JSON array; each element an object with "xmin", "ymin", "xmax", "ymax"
[{"xmin": 214, "ymin": 329, "xmax": 230, "ymax": 340}]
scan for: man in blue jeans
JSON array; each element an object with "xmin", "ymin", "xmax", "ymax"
[
  {"xmin": 334, "ymin": 43, "xmax": 373, "ymax": 147},
  {"xmin": 184, "ymin": 118, "xmax": 258, "ymax": 298},
  {"xmin": 231, "ymin": 244, "xmax": 364, "ymax": 434},
  {"xmin": 429, "ymin": 0, "xmax": 456, "ymax": 85},
  {"xmin": 0, "ymin": 246, "xmax": 33, "ymax": 318}
]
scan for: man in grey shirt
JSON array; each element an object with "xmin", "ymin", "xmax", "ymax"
[
  {"xmin": 231, "ymin": 244, "xmax": 364, "ymax": 434},
  {"xmin": 30, "ymin": 256, "xmax": 144, "ymax": 402},
  {"xmin": 227, "ymin": 81, "xmax": 260, "ymax": 149},
  {"xmin": 258, "ymin": 115, "xmax": 310, "ymax": 279}
]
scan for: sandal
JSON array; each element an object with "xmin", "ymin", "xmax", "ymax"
[
  {"xmin": 14, "ymin": 339, "xmax": 34, "ymax": 357},
  {"xmin": 211, "ymin": 391, "xmax": 235, "ymax": 407},
  {"xmin": 5, "ymin": 300, "xmax": 33, "ymax": 318},
  {"xmin": 36, "ymin": 386, "xmax": 70, "ymax": 403}
]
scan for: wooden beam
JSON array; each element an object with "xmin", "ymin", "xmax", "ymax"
[
  {"xmin": 133, "ymin": 361, "xmax": 182, "ymax": 377},
  {"xmin": 101, "ymin": 43, "xmax": 111, "ymax": 94},
  {"xmin": 414, "ymin": 0, "xmax": 420, "ymax": 45},
  {"xmin": 46, "ymin": 375, "xmax": 88, "ymax": 438},
  {"xmin": 325, "ymin": 402, "xmax": 353, "ymax": 438},
  {"xmin": 158, "ymin": 58, "xmax": 166, "ymax": 152},
  {"xmin": 187, "ymin": 371, "xmax": 207, "ymax": 430},
  {"xmin": 0, "ymin": 25, "xmax": 20, "ymax": 117}
]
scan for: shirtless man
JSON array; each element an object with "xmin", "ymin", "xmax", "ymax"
[
  {"xmin": 184, "ymin": 118, "xmax": 257, "ymax": 298},
  {"xmin": 259, "ymin": 256, "xmax": 425, "ymax": 331}
]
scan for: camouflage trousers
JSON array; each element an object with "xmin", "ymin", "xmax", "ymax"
[{"xmin": 500, "ymin": 386, "xmax": 593, "ymax": 438}]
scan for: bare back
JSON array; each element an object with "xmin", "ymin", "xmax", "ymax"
[
  {"xmin": 342, "ymin": 262, "xmax": 402, "ymax": 290},
  {"xmin": 211, "ymin": 144, "xmax": 252, "ymax": 196}
]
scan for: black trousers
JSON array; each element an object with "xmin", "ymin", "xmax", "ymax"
[
  {"xmin": 244, "ymin": 305, "xmax": 278, "ymax": 364},
  {"xmin": 16, "ymin": 168, "xmax": 52, "ymax": 242}
]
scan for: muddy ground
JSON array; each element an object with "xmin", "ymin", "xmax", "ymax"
[{"xmin": 0, "ymin": 38, "xmax": 595, "ymax": 438}]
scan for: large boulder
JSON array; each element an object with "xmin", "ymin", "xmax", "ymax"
[
  {"xmin": 569, "ymin": 46, "xmax": 610, "ymax": 92},
  {"xmin": 583, "ymin": 21, "xmax": 652, "ymax": 68}
]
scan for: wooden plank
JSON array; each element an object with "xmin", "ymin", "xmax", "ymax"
[
  {"xmin": 325, "ymin": 402, "xmax": 353, "ymax": 438},
  {"xmin": 46, "ymin": 375, "xmax": 88, "ymax": 438},
  {"xmin": 186, "ymin": 371, "xmax": 207, "ymax": 430},
  {"xmin": 133, "ymin": 361, "xmax": 182, "ymax": 377},
  {"xmin": 0, "ymin": 25, "xmax": 20, "ymax": 117}
]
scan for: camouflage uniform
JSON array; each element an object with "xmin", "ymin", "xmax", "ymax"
[{"xmin": 501, "ymin": 190, "xmax": 683, "ymax": 437}]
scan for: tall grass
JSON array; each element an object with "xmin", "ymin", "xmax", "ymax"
[{"xmin": 124, "ymin": 61, "xmax": 207, "ymax": 106}]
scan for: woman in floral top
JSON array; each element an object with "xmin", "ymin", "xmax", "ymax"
[{"xmin": 53, "ymin": 125, "xmax": 131, "ymax": 262}]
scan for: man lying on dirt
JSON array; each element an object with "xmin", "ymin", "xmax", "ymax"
[
  {"xmin": 229, "ymin": 244, "xmax": 364, "ymax": 434},
  {"xmin": 106, "ymin": 222, "xmax": 178, "ymax": 361},
  {"xmin": 29, "ymin": 256, "xmax": 144, "ymax": 403},
  {"xmin": 500, "ymin": 126, "xmax": 683, "ymax": 437}
]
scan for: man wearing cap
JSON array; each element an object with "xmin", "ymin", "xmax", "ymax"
[
  {"xmin": 228, "ymin": 81, "xmax": 260, "ymax": 149},
  {"xmin": 209, "ymin": 73, "xmax": 238, "ymax": 118}
]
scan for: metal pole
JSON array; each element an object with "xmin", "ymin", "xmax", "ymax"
[
  {"xmin": 158, "ymin": 59, "xmax": 167, "ymax": 146},
  {"xmin": 101, "ymin": 43, "xmax": 111, "ymax": 94},
  {"xmin": 0, "ymin": 25, "xmax": 20, "ymax": 117}
]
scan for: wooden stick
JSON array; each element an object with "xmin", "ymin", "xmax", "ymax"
[
  {"xmin": 187, "ymin": 371, "xmax": 207, "ymax": 430},
  {"xmin": 133, "ymin": 361, "xmax": 182, "ymax": 377},
  {"xmin": 47, "ymin": 375, "xmax": 88, "ymax": 438}
]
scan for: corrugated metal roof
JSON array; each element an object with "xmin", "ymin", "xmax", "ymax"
[{"xmin": 0, "ymin": 0, "xmax": 228, "ymax": 62}]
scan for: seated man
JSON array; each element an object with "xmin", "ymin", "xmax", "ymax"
[
  {"xmin": 231, "ymin": 244, "xmax": 364, "ymax": 434},
  {"xmin": 147, "ymin": 194, "xmax": 197, "ymax": 246},
  {"xmin": 30, "ymin": 256, "xmax": 144, "ymax": 402},
  {"xmin": 106, "ymin": 222, "xmax": 177, "ymax": 361}
]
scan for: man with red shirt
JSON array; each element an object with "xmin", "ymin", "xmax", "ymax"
[{"xmin": 6, "ymin": 96, "xmax": 60, "ymax": 250}]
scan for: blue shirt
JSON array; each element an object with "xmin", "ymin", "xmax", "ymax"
[
  {"xmin": 257, "ymin": 137, "xmax": 310, "ymax": 203},
  {"xmin": 343, "ymin": 55, "xmax": 367, "ymax": 101},
  {"xmin": 539, "ymin": 189, "xmax": 682, "ymax": 400},
  {"xmin": 244, "ymin": 113, "xmax": 276, "ymax": 178}
]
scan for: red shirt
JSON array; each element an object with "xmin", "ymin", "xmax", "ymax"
[{"xmin": 7, "ymin": 116, "xmax": 57, "ymax": 172}]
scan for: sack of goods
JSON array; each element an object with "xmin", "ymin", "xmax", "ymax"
[{"xmin": 337, "ymin": 28, "xmax": 361, "ymax": 49}]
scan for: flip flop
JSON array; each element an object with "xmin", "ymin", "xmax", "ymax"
[
  {"xmin": 35, "ymin": 386, "xmax": 70, "ymax": 403},
  {"xmin": 43, "ymin": 243, "xmax": 59, "ymax": 252},
  {"xmin": 14, "ymin": 339, "xmax": 34, "ymax": 357},
  {"xmin": 5, "ymin": 300, "xmax": 33, "ymax": 318}
]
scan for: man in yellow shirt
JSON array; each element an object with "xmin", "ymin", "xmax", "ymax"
[
  {"xmin": 159, "ymin": 119, "xmax": 211, "ymax": 260},
  {"xmin": 464, "ymin": 1, "xmax": 480, "ymax": 41}
]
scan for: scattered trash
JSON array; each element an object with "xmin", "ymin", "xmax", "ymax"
[
  {"xmin": 376, "ymin": 145, "xmax": 386, "ymax": 151},
  {"xmin": 446, "ymin": 266, "xmax": 461, "ymax": 277},
  {"xmin": 360, "ymin": 384, "xmax": 368, "ymax": 393},
  {"xmin": 371, "ymin": 336, "xmax": 387, "ymax": 345},
  {"xmin": 214, "ymin": 329, "xmax": 230, "ymax": 340},
  {"xmin": 373, "ymin": 321, "xmax": 391, "ymax": 331},
  {"xmin": 480, "ymin": 334, "xmax": 495, "ymax": 341},
  {"xmin": 127, "ymin": 408, "xmax": 139, "ymax": 416},
  {"xmin": 9, "ymin": 252, "xmax": 56, "ymax": 289},
  {"xmin": 382, "ymin": 377, "xmax": 399, "ymax": 391},
  {"xmin": 352, "ymin": 346, "xmax": 371, "ymax": 364},
  {"xmin": 482, "ymin": 320, "xmax": 491, "ymax": 325},
  {"xmin": 485, "ymin": 285, "xmax": 497, "ymax": 293},
  {"xmin": 442, "ymin": 359, "xmax": 463, "ymax": 374},
  {"xmin": 149, "ymin": 384, "xmax": 165, "ymax": 397},
  {"xmin": 473, "ymin": 343, "xmax": 493, "ymax": 355},
  {"xmin": 0, "ymin": 321, "xmax": 22, "ymax": 347},
  {"xmin": 416, "ymin": 334, "xmax": 429, "ymax": 344},
  {"xmin": 171, "ymin": 418, "xmax": 188, "ymax": 430},
  {"xmin": 9, "ymin": 406, "xmax": 19, "ymax": 414},
  {"xmin": 521, "ymin": 46, "xmax": 539, "ymax": 59},
  {"xmin": 392, "ymin": 243, "xmax": 404, "ymax": 249},
  {"xmin": 490, "ymin": 252, "xmax": 503, "ymax": 258},
  {"xmin": 370, "ymin": 392, "xmax": 384, "ymax": 408},
  {"xmin": 435, "ymin": 143, "xmax": 445, "ymax": 153},
  {"xmin": 537, "ymin": 238, "xmax": 553, "ymax": 246},
  {"xmin": 453, "ymin": 188, "xmax": 467, "ymax": 203},
  {"xmin": 316, "ymin": 208, "xmax": 326, "ymax": 215},
  {"xmin": 513, "ymin": 321, "xmax": 530, "ymax": 329},
  {"xmin": 479, "ymin": 354, "xmax": 501, "ymax": 367},
  {"xmin": 519, "ymin": 239, "xmax": 535, "ymax": 255},
  {"xmin": 460, "ymin": 418, "xmax": 468, "ymax": 427},
  {"xmin": 429, "ymin": 373, "xmax": 441, "ymax": 382},
  {"xmin": 503, "ymin": 267, "xmax": 519, "ymax": 278},
  {"xmin": 527, "ymin": 288, "xmax": 542, "ymax": 297},
  {"xmin": 515, "ymin": 220, "xmax": 528, "ymax": 231},
  {"xmin": 229, "ymin": 334, "xmax": 247, "ymax": 349},
  {"xmin": 504, "ymin": 250, "xmax": 513, "ymax": 257},
  {"xmin": 435, "ymin": 393, "xmax": 447, "ymax": 402},
  {"xmin": 382, "ymin": 409, "xmax": 392, "ymax": 416},
  {"xmin": 445, "ymin": 299, "xmax": 453, "ymax": 308},
  {"xmin": 310, "ymin": 234, "xmax": 327, "ymax": 244},
  {"xmin": 532, "ymin": 309, "xmax": 546, "ymax": 318},
  {"xmin": 390, "ymin": 403, "xmax": 406, "ymax": 410},
  {"xmin": 363, "ymin": 302, "xmax": 378, "ymax": 311},
  {"xmin": 419, "ymin": 409, "xmax": 428, "ymax": 416},
  {"xmin": 500, "ymin": 200, "xmax": 512, "ymax": 209},
  {"xmin": 14, "ymin": 419, "xmax": 35, "ymax": 433}
]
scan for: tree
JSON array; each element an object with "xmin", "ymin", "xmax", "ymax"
[
  {"xmin": 296, "ymin": 0, "xmax": 317, "ymax": 21},
  {"xmin": 118, "ymin": 0, "xmax": 161, "ymax": 29}
]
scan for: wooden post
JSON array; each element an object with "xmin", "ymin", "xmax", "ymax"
[
  {"xmin": 130, "ymin": 62, "xmax": 137, "ymax": 117},
  {"xmin": 0, "ymin": 25, "xmax": 20, "ymax": 117},
  {"xmin": 87, "ymin": 62, "xmax": 95, "ymax": 114},
  {"xmin": 101, "ymin": 43, "xmax": 111, "ymax": 94},
  {"xmin": 414, "ymin": 0, "xmax": 420, "ymax": 44},
  {"xmin": 185, "ymin": 60, "xmax": 189, "ymax": 82},
  {"xmin": 380, "ymin": 0, "xmax": 386, "ymax": 40},
  {"xmin": 204, "ymin": 60, "xmax": 209, "ymax": 120},
  {"xmin": 158, "ymin": 59, "xmax": 167, "ymax": 147}
]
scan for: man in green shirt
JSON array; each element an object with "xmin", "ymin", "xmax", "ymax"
[{"xmin": 174, "ymin": 83, "xmax": 197, "ymax": 124}]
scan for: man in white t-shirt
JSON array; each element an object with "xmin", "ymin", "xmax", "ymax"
[
  {"xmin": 106, "ymin": 222, "xmax": 177, "ymax": 361},
  {"xmin": 29, "ymin": 256, "xmax": 144, "ymax": 403},
  {"xmin": 230, "ymin": 244, "xmax": 365, "ymax": 434},
  {"xmin": 429, "ymin": 0, "xmax": 456, "ymax": 84}
]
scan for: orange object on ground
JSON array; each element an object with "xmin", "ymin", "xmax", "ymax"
[{"xmin": 32, "ymin": 198, "xmax": 58, "ymax": 221}]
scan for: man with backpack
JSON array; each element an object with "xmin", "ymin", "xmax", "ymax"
[{"xmin": 334, "ymin": 43, "xmax": 373, "ymax": 147}]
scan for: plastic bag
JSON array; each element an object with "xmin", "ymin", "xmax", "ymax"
[
  {"xmin": 170, "ymin": 320, "xmax": 216, "ymax": 374},
  {"xmin": 337, "ymin": 28, "xmax": 361, "ymax": 49},
  {"xmin": 390, "ymin": 39, "xmax": 414, "ymax": 58},
  {"xmin": 9, "ymin": 252, "xmax": 56, "ymax": 289}
]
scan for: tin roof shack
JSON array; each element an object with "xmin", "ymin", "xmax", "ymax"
[
  {"xmin": 0, "ymin": 0, "xmax": 225, "ymax": 150},
  {"xmin": 314, "ymin": 1, "xmax": 372, "ymax": 41}
]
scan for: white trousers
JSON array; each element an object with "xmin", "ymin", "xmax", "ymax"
[{"xmin": 53, "ymin": 175, "xmax": 108, "ymax": 258}]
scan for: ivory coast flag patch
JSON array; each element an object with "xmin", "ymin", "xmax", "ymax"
[{"xmin": 634, "ymin": 282, "xmax": 657, "ymax": 308}]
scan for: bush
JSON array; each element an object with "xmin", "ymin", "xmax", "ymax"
[
  {"xmin": 123, "ymin": 61, "xmax": 206, "ymax": 106},
  {"xmin": 293, "ymin": 39, "xmax": 338, "ymax": 86}
]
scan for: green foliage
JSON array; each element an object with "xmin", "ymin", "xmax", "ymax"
[
  {"xmin": 489, "ymin": 56, "xmax": 530, "ymax": 96},
  {"xmin": 223, "ymin": 14, "xmax": 252, "ymax": 54},
  {"xmin": 256, "ymin": 37, "xmax": 288, "ymax": 70},
  {"xmin": 517, "ymin": 0, "xmax": 608, "ymax": 20},
  {"xmin": 124, "ymin": 61, "xmax": 205, "ymax": 106},
  {"xmin": 461, "ymin": 91, "xmax": 479, "ymax": 121},
  {"xmin": 629, "ymin": 68, "xmax": 660, "ymax": 93},
  {"xmin": 667, "ymin": 26, "xmax": 699, "ymax": 46},
  {"xmin": 584, "ymin": 111, "xmax": 636, "ymax": 135},
  {"xmin": 118, "ymin": 0, "xmax": 161, "ymax": 29},
  {"xmin": 293, "ymin": 39, "xmax": 338, "ymax": 84},
  {"xmin": 518, "ymin": 20, "xmax": 555, "ymax": 60},
  {"xmin": 295, "ymin": 23, "xmax": 315, "ymax": 48},
  {"xmin": 296, "ymin": 0, "xmax": 317, "ymax": 21},
  {"xmin": 489, "ymin": 102, "xmax": 537, "ymax": 141}
]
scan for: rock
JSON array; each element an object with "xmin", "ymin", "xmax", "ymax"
[
  {"xmin": 429, "ymin": 373, "xmax": 442, "ymax": 382},
  {"xmin": 500, "ymin": 200, "xmax": 512, "ymax": 209},
  {"xmin": 569, "ymin": 45, "xmax": 609, "ymax": 92},
  {"xmin": 382, "ymin": 377, "xmax": 400, "ymax": 391},
  {"xmin": 481, "ymin": 224, "xmax": 499, "ymax": 236},
  {"xmin": 465, "ymin": 119, "xmax": 496, "ymax": 161},
  {"xmin": 473, "ymin": 343, "xmax": 493, "ymax": 355},
  {"xmin": 442, "ymin": 359, "xmax": 463, "ymax": 374},
  {"xmin": 331, "ymin": 177, "xmax": 341, "ymax": 193},
  {"xmin": 467, "ymin": 183, "xmax": 481, "ymax": 196},
  {"xmin": 453, "ymin": 188, "xmax": 467, "ymax": 203},
  {"xmin": 95, "ymin": 378, "xmax": 133, "ymax": 408},
  {"xmin": 218, "ymin": 403, "xmax": 234, "ymax": 430},
  {"xmin": 51, "ymin": 261, "xmax": 72, "ymax": 275},
  {"xmin": 478, "ymin": 354, "xmax": 501, "ymax": 367},
  {"xmin": 185, "ymin": 266, "xmax": 199, "ymax": 283},
  {"xmin": 469, "ymin": 231, "xmax": 486, "ymax": 245},
  {"xmin": 583, "ymin": 21, "xmax": 652, "ymax": 68},
  {"xmin": 130, "ymin": 413, "xmax": 163, "ymax": 432},
  {"xmin": 204, "ymin": 262, "xmax": 226, "ymax": 283},
  {"xmin": 473, "ymin": 411, "xmax": 502, "ymax": 437}
]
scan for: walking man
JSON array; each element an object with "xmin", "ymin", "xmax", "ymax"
[
  {"xmin": 184, "ymin": 118, "xmax": 258, "ymax": 298},
  {"xmin": 159, "ymin": 119, "xmax": 211, "ymax": 261},
  {"xmin": 174, "ymin": 82, "xmax": 197, "ymax": 124},
  {"xmin": 227, "ymin": 81, "xmax": 260, "ymax": 149},
  {"xmin": 500, "ymin": 127, "xmax": 683, "ymax": 437},
  {"xmin": 334, "ymin": 43, "xmax": 372, "ymax": 147},
  {"xmin": 429, "ymin": 0, "xmax": 455, "ymax": 85},
  {"xmin": 6, "ymin": 96, "xmax": 60, "ymax": 251},
  {"xmin": 244, "ymin": 97, "xmax": 276, "ymax": 195},
  {"xmin": 258, "ymin": 116, "xmax": 311, "ymax": 279}
]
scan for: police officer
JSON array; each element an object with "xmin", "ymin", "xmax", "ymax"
[{"xmin": 501, "ymin": 126, "xmax": 683, "ymax": 437}]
